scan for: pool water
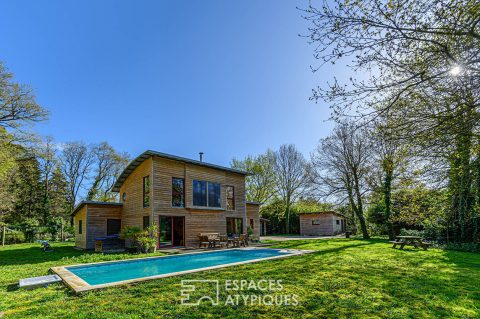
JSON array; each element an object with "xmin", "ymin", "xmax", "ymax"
[{"xmin": 67, "ymin": 249, "xmax": 291, "ymax": 285}]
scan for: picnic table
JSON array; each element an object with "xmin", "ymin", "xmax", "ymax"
[{"xmin": 390, "ymin": 236, "xmax": 430, "ymax": 250}]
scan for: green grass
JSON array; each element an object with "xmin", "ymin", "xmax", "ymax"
[{"xmin": 0, "ymin": 239, "xmax": 479, "ymax": 318}]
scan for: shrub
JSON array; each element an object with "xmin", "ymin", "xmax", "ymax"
[
  {"xmin": 434, "ymin": 242, "xmax": 480, "ymax": 253},
  {"xmin": 5, "ymin": 230, "xmax": 25, "ymax": 244},
  {"xmin": 20, "ymin": 218, "xmax": 40, "ymax": 242},
  {"xmin": 120, "ymin": 225, "xmax": 158, "ymax": 253}
]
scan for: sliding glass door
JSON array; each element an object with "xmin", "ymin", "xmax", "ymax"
[
  {"xmin": 226, "ymin": 217, "xmax": 243, "ymax": 236},
  {"xmin": 159, "ymin": 216, "xmax": 185, "ymax": 247}
]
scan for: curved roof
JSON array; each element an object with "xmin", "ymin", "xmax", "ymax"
[{"xmin": 112, "ymin": 150, "xmax": 251, "ymax": 192}]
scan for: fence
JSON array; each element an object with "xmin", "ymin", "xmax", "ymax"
[{"xmin": 1, "ymin": 224, "xmax": 74, "ymax": 246}]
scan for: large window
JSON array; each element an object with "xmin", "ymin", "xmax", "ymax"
[
  {"xmin": 143, "ymin": 176, "xmax": 150, "ymax": 208},
  {"xmin": 226, "ymin": 217, "xmax": 243, "ymax": 235},
  {"xmin": 193, "ymin": 180, "xmax": 207, "ymax": 206},
  {"xmin": 193, "ymin": 180, "xmax": 221, "ymax": 208},
  {"xmin": 172, "ymin": 178, "xmax": 185, "ymax": 207},
  {"xmin": 226, "ymin": 186, "xmax": 235, "ymax": 210},
  {"xmin": 208, "ymin": 182, "xmax": 221, "ymax": 208}
]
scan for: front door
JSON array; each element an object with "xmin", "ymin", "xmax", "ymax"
[{"xmin": 158, "ymin": 216, "xmax": 185, "ymax": 247}]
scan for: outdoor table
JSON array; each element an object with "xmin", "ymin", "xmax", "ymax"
[{"xmin": 391, "ymin": 236, "xmax": 429, "ymax": 250}]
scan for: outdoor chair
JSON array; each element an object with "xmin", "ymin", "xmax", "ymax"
[
  {"xmin": 219, "ymin": 235, "xmax": 229, "ymax": 248},
  {"xmin": 198, "ymin": 235, "xmax": 210, "ymax": 248}
]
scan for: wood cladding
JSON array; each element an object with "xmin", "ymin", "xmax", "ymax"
[
  {"xmin": 246, "ymin": 204, "xmax": 260, "ymax": 239},
  {"xmin": 86, "ymin": 205, "xmax": 122, "ymax": 249},
  {"xmin": 74, "ymin": 206, "xmax": 87, "ymax": 249},
  {"xmin": 74, "ymin": 204, "xmax": 122, "ymax": 249},
  {"xmin": 299, "ymin": 213, "xmax": 345, "ymax": 236},
  {"xmin": 119, "ymin": 158, "xmax": 153, "ymax": 229},
  {"xmin": 151, "ymin": 157, "xmax": 247, "ymax": 246}
]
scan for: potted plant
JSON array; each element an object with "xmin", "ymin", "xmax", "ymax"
[{"xmin": 143, "ymin": 224, "xmax": 158, "ymax": 253}]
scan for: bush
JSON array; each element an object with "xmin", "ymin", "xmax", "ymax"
[
  {"xmin": 434, "ymin": 242, "xmax": 480, "ymax": 253},
  {"xmin": 121, "ymin": 225, "xmax": 158, "ymax": 253},
  {"xmin": 20, "ymin": 218, "xmax": 40, "ymax": 242},
  {"xmin": 4, "ymin": 230, "xmax": 25, "ymax": 244}
]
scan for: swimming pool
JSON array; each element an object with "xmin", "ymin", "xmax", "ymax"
[{"xmin": 51, "ymin": 248, "xmax": 311, "ymax": 293}]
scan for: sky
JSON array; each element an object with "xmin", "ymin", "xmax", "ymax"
[{"xmin": 0, "ymin": 0, "xmax": 343, "ymax": 166}]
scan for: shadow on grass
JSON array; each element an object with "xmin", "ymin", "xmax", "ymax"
[{"xmin": 0, "ymin": 245, "xmax": 91, "ymax": 266}]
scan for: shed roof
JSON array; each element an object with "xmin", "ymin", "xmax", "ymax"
[
  {"xmin": 71, "ymin": 201, "xmax": 123, "ymax": 216},
  {"xmin": 112, "ymin": 150, "xmax": 251, "ymax": 192},
  {"xmin": 298, "ymin": 211, "xmax": 346, "ymax": 218}
]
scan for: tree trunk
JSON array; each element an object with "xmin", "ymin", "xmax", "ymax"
[
  {"xmin": 383, "ymin": 158, "xmax": 395, "ymax": 240},
  {"xmin": 285, "ymin": 204, "xmax": 290, "ymax": 234},
  {"xmin": 1, "ymin": 225, "xmax": 5, "ymax": 246},
  {"xmin": 352, "ymin": 170, "xmax": 370, "ymax": 239}
]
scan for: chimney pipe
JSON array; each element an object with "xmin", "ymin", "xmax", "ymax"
[{"xmin": 199, "ymin": 152, "xmax": 204, "ymax": 162}]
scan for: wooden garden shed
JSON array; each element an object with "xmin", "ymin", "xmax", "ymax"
[{"xmin": 299, "ymin": 211, "xmax": 346, "ymax": 236}]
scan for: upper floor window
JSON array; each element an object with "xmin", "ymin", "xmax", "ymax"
[
  {"xmin": 226, "ymin": 186, "xmax": 235, "ymax": 210},
  {"xmin": 193, "ymin": 180, "xmax": 221, "ymax": 208},
  {"xmin": 172, "ymin": 177, "xmax": 185, "ymax": 207},
  {"xmin": 143, "ymin": 176, "xmax": 150, "ymax": 208}
]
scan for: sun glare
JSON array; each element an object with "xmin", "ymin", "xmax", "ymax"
[{"xmin": 450, "ymin": 66, "xmax": 462, "ymax": 76}]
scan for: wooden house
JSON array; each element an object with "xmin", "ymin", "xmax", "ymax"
[
  {"xmin": 299, "ymin": 211, "xmax": 346, "ymax": 236},
  {"xmin": 72, "ymin": 150, "xmax": 259, "ymax": 249}
]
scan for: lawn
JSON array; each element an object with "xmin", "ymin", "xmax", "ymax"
[{"xmin": 0, "ymin": 239, "xmax": 479, "ymax": 319}]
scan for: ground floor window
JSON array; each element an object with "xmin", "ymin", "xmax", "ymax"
[
  {"xmin": 250, "ymin": 218, "xmax": 254, "ymax": 229},
  {"xmin": 78, "ymin": 220, "xmax": 82, "ymax": 234},
  {"xmin": 107, "ymin": 219, "xmax": 121, "ymax": 235},
  {"xmin": 226, "ymin": 217, "xmax": 243, "ymax": 235},
  {"xmin": 143, "ymin": 216, "xmax": 150, "ymax": 230}
]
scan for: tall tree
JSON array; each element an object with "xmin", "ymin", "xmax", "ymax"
[
  {"xmin": 60, "ymin": 141, "xmax": 94, "ymax": 213},
  {"xmin": 0, "ymin": 128, "xmax": 18, "ymax": 222},
  {"xmin": 273, "ymin": 144, "xmax": 309, "ymax": 234},
  {"xmin": 37, "ymin": 136, "xmax": 58, "ymax": 224},
  {"xmin": 303, "ymin": 0, "xmax": 480, "ymax": 120},
  {"xmin": 0, "ymin": 61, "xmax": 48, "ymax": 130},
  {"xmin": 311, "ymin": 122, "xmax": 371, "ymax": 238},
  {"xmin": 231, "ymin": 150, "xmax": 276, "ymax": 203},
  {"xmin": 87, "ymin": 142, "xmax": 129, "ymax": 201},
  {"xmin": 371, "ymin": 118, "xmax": 410, "ymax": 239}
]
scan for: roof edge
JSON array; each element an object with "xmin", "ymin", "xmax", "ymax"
[
  {"xmin": 298, "ymin": 211, "xmax": 345, "ymax": 217},
  {"xmin": 71, "ymin": 201, "xmax": 123, "ymax": 216},
  {"xmin": 112, "ymin": 150, "xmax": 252, "ymax": 192}
]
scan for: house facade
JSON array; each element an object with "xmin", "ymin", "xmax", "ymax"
[
  {"xmin": 72, "ymin": 150, "xmax": 260, "ymax": 249},
  {"xmin": 299, "ymin": 211, "xmax": 346, "ymax": 236}
]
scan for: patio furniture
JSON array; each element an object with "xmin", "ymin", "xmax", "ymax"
[
  {"xmin": 218, "ymin": 235, "xmax": 229, "ymax": 248},
  {"xmin": 238, "ymin": 234, "xmax": 247, "ymax": 247},
  {"xmin": 390, "ymin": 236, "xmax": 430, "ymax": 250},
  {"xmin": 198, "ymin": 235, "xmax": 210, "ymax": 248},
  {"xmin": 243, "ymin": 233, "xmax": 250, "ymax": 246},
  {"xmin": 199, "ymin": 233, "xmax": 221, "ymax": 248}
]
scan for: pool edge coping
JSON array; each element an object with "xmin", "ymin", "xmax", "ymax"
[{"xmin": 50, "ymin": 248, "xmax": 315, "ymax": 294}]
